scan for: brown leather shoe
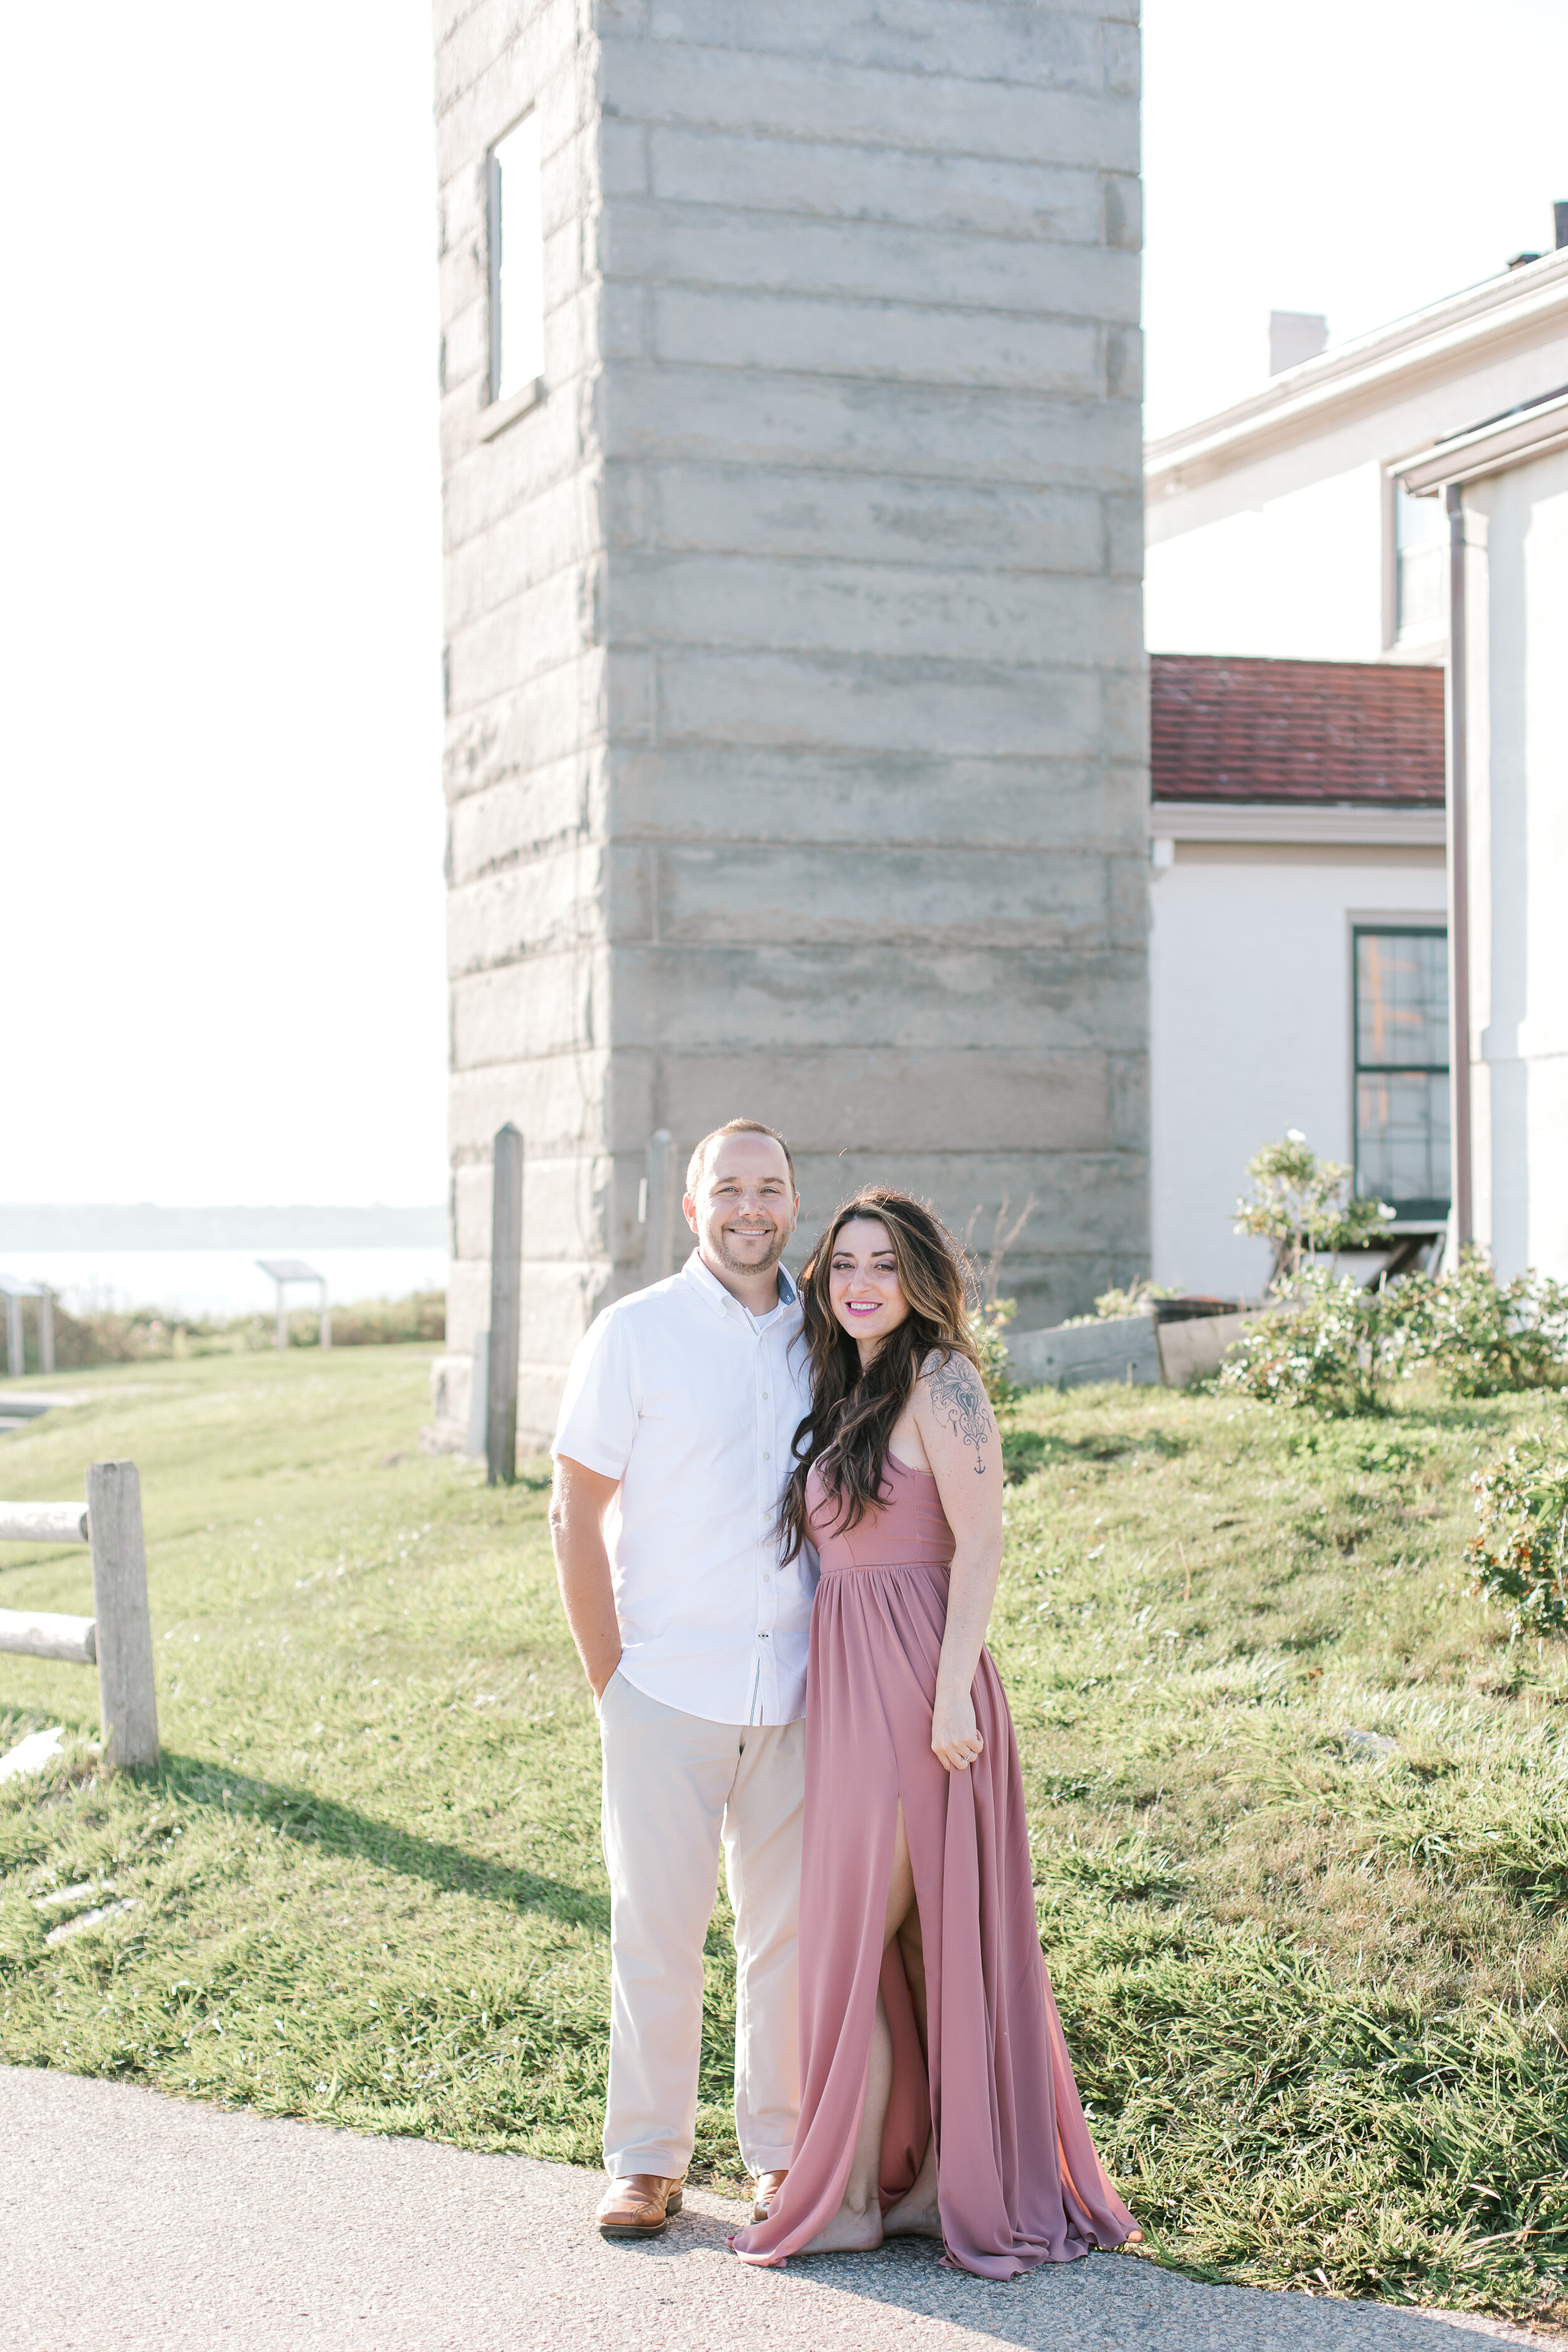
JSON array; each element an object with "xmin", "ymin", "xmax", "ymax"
[
  {"xmin": 751, "ymin": 2168, "xmax": 788, "ymax": 2222},
  {"xmin": 596, "ymin": 2174, "xmax": 684, "ymax": 2239}
]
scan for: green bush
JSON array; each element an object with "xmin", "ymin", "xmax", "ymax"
[
  {"xmin": 49, "ymin": 1304, "xmax": 188, "ymax": 1367},
  {"xmin": 1218, "ymin": 1270, "xmax": 1409, "ymax": 1416},
  {"xmin": 46, "ymin": 1292, "xmax": 445, "ymax": 1369},
  {"xmin": 968, "ymin": 1296, "xmax": 1017, "ymax": 1411},
  {"xmin": 1233, "ymin": 1131, "xmax": 1393, "ymax": 1285},
  {"xmin": 1402, "ymin": 1252, "xmax": 1568, "ymax": 1398},
  {"xmin": 1061, "ymin": 1276, "xmax": 1183, "ymax": 1328},
  {"xmin": 1468, "ymin": 1436, "xmax": 1568, "ymax": 1634},
  {"xmin": 325, "ymin": 1294, "xmax": 447, "ymax": 1348}
]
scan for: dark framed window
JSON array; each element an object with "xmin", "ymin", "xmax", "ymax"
[{"xmin": 1353, "ymin": 926, "xmax": 1450, "ymax": 1221}]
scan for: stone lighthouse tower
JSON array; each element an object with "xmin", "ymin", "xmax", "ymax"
[{"xmin": 430, "ymin": 0, "xmax": 1147, "ymax": 1441}]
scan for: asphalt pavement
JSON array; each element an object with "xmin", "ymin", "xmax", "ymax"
[{"xmin": 2, "ymin": 2067, "xmax": 1562, "ymax": 2352}]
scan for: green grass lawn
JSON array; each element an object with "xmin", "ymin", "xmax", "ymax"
[{"xmin": 1, "ymin": 1348, "xmax": 1565, "ymax": 2325}]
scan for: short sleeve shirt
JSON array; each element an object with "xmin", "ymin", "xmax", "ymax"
[{"xmin": 552, "ymin": 1252, "xmax": 817, "ymax": 1725}]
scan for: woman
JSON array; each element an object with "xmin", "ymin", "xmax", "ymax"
[{"xmin": 731, "ymin": 1188, "xmax": 1136, "ymax": 2279}]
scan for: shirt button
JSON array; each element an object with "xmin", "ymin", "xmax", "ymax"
[
  {"xmin": 761, "ymin": 1390, "xmax": 770, "ymax": 1399},
  {"xmin": 763, "ymin": 1572, "xmax": 772, "ymax": 1582},
  {"xmin": 763, "ymin": 1451, "xmax": 770, "ymax": 1461}
]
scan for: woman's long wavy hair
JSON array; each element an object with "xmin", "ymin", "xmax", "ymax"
[{"xmin": 780, "ymin": 1187, "xmax": 980, "ymax": 1562}]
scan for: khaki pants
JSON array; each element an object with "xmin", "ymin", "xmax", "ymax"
[{"xmin": 598, "ymin": 1668, "xmax": 805, "ymax": 2178}]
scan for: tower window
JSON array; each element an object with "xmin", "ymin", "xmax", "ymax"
[{"xmin": 487, "ymin": 113, "xmax": 543, "ymax": 406}]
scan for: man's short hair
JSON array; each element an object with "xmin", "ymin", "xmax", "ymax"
[{"xmin": 686, "ymin": 1119, "xmax": 797, "ymax": 1198}]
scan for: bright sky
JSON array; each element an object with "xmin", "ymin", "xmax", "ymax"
[
  {"xmin": 3, "ymin": 3, "xmax": 1564, "ymax": 1206},
  {"xmin": 0, "ymin": 3, "xmax": 445, "ymax": 1207},
  {"xmin": 1143, "ymin": 0, "xmax": 1568, "ymax": 435}
]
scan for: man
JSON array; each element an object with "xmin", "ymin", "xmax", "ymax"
[{"xmin": 549, "ymin": 1118, "xmax": 815, "ymax": 2241}]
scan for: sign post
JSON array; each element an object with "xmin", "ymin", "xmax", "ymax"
[{"xmin": 486, "ymin": 1125, "xmax": 524, "ymax": 1486}]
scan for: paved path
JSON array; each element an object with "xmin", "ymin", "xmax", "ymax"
[{"xmin": 3, "ymin": 2068, "xmax": 1562, "ymax": 2352}]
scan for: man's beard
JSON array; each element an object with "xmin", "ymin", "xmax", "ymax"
[{"xmin": 711, "ymin": 1223, "xmax": 787, "ymax": 1275}]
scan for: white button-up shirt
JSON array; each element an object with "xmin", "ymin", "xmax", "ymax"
[{"xmin": 551, "ymin": 1251, "xmax": 817, "ymax": 1725}]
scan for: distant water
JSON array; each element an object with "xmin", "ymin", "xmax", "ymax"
[
  {"xmin": 0, "ymin": 1249, "xmax": 447, "ymax": 1322},
  {"xmin": 0, "ymin": 1205, "xmax": 443, "ymax": 1251}
]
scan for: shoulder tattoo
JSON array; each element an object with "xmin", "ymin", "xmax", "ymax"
[{"xmin": 926, "ymin": 1353, "xmax": 993, "ymax": 1476}]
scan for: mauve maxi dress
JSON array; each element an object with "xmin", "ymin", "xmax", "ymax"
[{"xmin": 732, "ymin": 1455, "xmax": 1136, "ymax": 2279}]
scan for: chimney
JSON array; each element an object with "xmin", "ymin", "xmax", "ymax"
[
  {"xmin": 1269, "ymin": 310, "xmax": 1328, "ymax": 375},
  {"xmin": 1556, "ymin": 200, "xmax": 1568, "ymax": 249}
]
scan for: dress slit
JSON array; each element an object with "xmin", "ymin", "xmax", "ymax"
[{"xmin": 875, "ymin": 1853, "xmax": 933, "ymax": 2209}]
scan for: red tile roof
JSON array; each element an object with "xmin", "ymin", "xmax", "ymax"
[{"xmin": 1150, "ymin": 654, "xmax": 1446, "ymax": 805}]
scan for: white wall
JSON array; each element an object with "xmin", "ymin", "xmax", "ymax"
[
  {"xmin": 1150, "ymin": 846, "xmax": 1449, "ymax": 1295},
  {"xmin": 1470, "ymin": 445, "xmax": 1568, "ymax": 1279}
]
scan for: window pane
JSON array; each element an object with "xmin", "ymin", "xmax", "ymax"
[
  {"xmin": 492, "ymin": 112, "xmax": 543, "ymax": 402},
  {"xmin": 1397, "ymin": 543, "xmax": 1446, "ymax": 638},
  {"xmin": 1395, "ymin": 480, "xmax": 1446, "ymax": 552},
  {"xmin": 1395, "ymin": 481, "xmax": 1447, "ymax": 639},
  {"xmin": 1355, "ymin": 931, "xmax": 1448, "ymax": 1068},
  {"xmin": 1355, "ymin": 1073, "xmax": 1450, "ymax": 1210}
]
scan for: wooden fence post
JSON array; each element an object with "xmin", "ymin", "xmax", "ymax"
[
  {"xmin": 641, "ymin": 1129, "xmax": 679, "ymax": 1285},
  {"xmin": 38, "ymin": 1288, "xmax": 55, "ymax": 1377},
  {"xmin": 86, "ymin": 1460, "xmax": 160, "ymax": 1769},
  {"xmin": 486, "ymin": 1123, "xmax": 524, "ymax": 1486}
]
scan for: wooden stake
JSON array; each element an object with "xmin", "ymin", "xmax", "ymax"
[
  {"xmin": 86, "ymin": 1461, "xmax": 160, "ymax": 1769},
  {"xmin": 487, "ymin": 1124, "xmax": 524, "ymax": 1486}
]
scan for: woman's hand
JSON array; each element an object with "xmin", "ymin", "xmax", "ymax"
[{"xmin": 931, "ymin": 1687, "xmax": 983, "ymax": 1774}]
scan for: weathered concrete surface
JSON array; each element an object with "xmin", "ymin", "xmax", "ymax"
[
  {"xmin": 4, "ymin": 2067, "xmax": 1561, "ymax": 2352},
  {"xmin": 1000, "ymin": 1307, "xmax": 1267, "ymax": 1392},
  {"xmin": 1005, "ymin": 1312, "xmax": 1161, "ymax": 1390},
  {"xmin": 433, "ymin": 0, "xmax": 1150, "ymax": 1439}
]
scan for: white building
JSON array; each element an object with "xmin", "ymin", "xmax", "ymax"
[
  {"xmin": 1148, "ymin": 655, "xmax": 1446, "ymax": 1296},
  {"xmin": 1145, "ymin": 246, "xmax": 1568, "ymax": 1293},
  {"xmin": 1394, "ymin": 393, "xmax": 1568, "ymax": 1283}
]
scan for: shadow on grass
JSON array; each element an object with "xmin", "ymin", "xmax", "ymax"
[
  {"xmin": 161, "ymin": 1752, "xmax": 608, "ymax": 1935},
  {"xmin": 1002, "ymin": 1424, "xmax": 1192, "ymax": 1485}
]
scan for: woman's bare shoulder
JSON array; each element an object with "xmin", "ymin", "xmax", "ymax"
[{"xmin": 913, "ymin": 1349, "xmax": 997, "ymax": 1440}]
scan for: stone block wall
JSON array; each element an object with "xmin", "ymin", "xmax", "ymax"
[{"xmin": 433, "ymin": 0, "xmax": 1148, "ymax": 1441}]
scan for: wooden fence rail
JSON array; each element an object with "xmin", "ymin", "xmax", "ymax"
[
  {"xmin": 0, "ymin": 1502, "xmax": 91, "ymax": 1545},
  {"xmin": 0, "ymin": 1459, "xmax": 160, "ymax": 1769},
  {"xmin": 4, "ymin": 1609, "xmax": 97, "ymax": 1665}
]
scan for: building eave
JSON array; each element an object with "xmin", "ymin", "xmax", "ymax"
[
  {"xmin": 1150, "ymin": 802, "xmax": 1447, "ymax": 848},
  {"xmin": 1393, "ymin": 389, "xmax": 1568, "ymax": 493},
  {"xmin": 1145, "ymin": 250, "xmax": 1568, "ymax": 498}
]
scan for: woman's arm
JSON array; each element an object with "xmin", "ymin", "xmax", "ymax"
[{"xmin": 910, "ymin": 1352, "xmax": 1004, "ymax": 1771}]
